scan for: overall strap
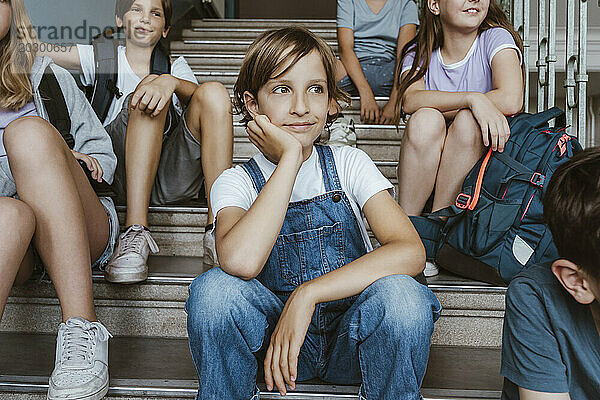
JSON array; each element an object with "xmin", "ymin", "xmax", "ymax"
[
  {"xmin": 315, "ymin": 145, "xmax": 342, "ymax": 192},
  {"xmin": 241, "ymin": 158, "xmax": 267, "ymax": 194}
]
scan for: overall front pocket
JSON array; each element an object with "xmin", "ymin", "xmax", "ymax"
[{"xmin": 275, "ymin": 222, "xmax": 345, "ymax": 287}]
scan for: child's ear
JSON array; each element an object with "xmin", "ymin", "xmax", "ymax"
[
  {"xmin": 243, "ymin": 91, "xmax": 260, "ymax": 119},
  {"xmin": 552, "ymin": 259, "xmax": 597, "ymax": 305},
  {"xmin": 162, "ymin": 27, "xmax": 170, "ymax": 39},
  {"xmin": 116, "ymin": 15, "xmax": 124, "ymax": 29},
  {"xmin": 428, "ymin": 0, "xmax": 440, "ymax": 16},
  {"xmin": 327, "ymin": 98, "xmax": 340, "ymax": 117}
]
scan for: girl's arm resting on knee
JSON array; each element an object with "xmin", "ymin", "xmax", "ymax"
[
  {"xmin": 518, "ymin": 388, "xmax": 570, "ymax": 400},
  {"xmin": 337, "ymin": 27, "xmax": 379, "ymax": 122},
  {"xmin": 35, "ymin": 43, "xmax": 82, "ymax": 71},
  {"xmin": 300, "ymin": 190, "xmax": 425, "ymax": 305},
  {"xmin": 402, "ymin": 47, "xmax": 523, "ymax": 116}
]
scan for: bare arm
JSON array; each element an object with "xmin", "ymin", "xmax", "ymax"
[
  {"xmin": 402, "ymin": 48, "xmax": 523, "ymax": 116},
  {"xmin": 380, "ymin": 23, "xmax": 417, "ymax": 124},
  {"xmin": 215, "ymin": 116, "xmax": 303, "ymax": 280},
  {"xmin": 337, "ymin": 27, "xmax": 379, "ymax": 122},
  {"xmin": 519, "ymin": 388, "xmax": 570, "ymax": 400},
  {"xmin": 36, "ymin": 43, "xmax": 82, "ymax": 71}
]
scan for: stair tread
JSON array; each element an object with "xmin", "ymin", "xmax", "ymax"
[
  {"xmin": 85, "ymin": 255, "xmax": 506, "ymax": 291},
  {"xmin": 0, "ymin": 333, "xmax": 502, "ymax": 395}
]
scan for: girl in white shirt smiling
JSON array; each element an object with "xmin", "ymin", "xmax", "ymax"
[{"xmin": 185, "ymin": 26, "xmax": 441, "ymax": 400}]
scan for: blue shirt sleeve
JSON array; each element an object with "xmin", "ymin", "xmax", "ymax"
[
  {"xmin": 501, "ymin": 277, "xmax": 570, "ymax": 394},
  {"xmin": 337, "ymin": 0, "xmax": 354, "ymax": 29},
  {"xmin": 400, "ymin": 0, "xmax": 419, "ymax": 27}
]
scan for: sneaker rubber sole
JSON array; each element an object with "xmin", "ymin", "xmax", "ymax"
[
  {"xmin": 47, "ymin": 379, "xmax": 109, "ymax": 400},
  {"xmin": 104, "ymin": 267, "xmax": 148, "ymax": 284}
]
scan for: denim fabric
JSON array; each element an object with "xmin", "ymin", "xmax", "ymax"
[
  {"xmin": 186, "ymin": 145, "xmax": 441, "ymax": 399},
  {"xmin": 337, "ymin": 57, "xmax": 396, "ymax": 97}
]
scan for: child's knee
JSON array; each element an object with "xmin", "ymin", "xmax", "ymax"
[
  {"xmin": 186, "ymin": 268, "xmax": 252, "ymax": 327},
  {"xmin": 404, "ymin": 108, "xmax": 446, "ymax": 149},
  {"xmin": 191, "ymin": 81, "xmax": 231, "ymax": 113},
  {"xmin": 3, "ymin": 117, "xmax": 67, "ymax": 162},
  {"xmin": 448, "ymin": 109, "xmax": 482, "ymax": 147},
  {"xmin": 0, "ymin": 198, "xmax": 35, "ymax": 240},
  {"xmin": 364, "ymin": 275, "xmax": 440, "ymax": 336}
]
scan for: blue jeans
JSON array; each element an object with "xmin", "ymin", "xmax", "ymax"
[
  {"xmin": 186, "ymin": 268, "xmax": 442, "ymax": 400},
  {"xmin": 338, "ymin": 57, "xmax": 396, "ymax": 97}
]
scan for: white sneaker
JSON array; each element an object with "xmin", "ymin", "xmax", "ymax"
[
  {"xmin": 48, "ymin": 317, "xmax": 112, "ymax": 400},
  {"xmin": 104, "ymin": 224, "xmax": 158, "ymax": 284},
  {"xmin": 202, "ymin": 223, "xmax": 219, "ymax": 270},
  {"xmin": 424, "ymin": 261, "xmax": 440, "ymax": 277},
  {"xmin": 327, "ymin": 117, "xmax": 357, "ymax": 147}
]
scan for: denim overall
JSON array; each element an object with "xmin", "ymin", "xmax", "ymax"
[{"xmin": 186, "ymin": 145, "xmax": 441, "ymax": 400}]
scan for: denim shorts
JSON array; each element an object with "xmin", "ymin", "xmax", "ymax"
[{"xmin": 337, "ymin": 56, "xmax": 396, "ymax": 97}]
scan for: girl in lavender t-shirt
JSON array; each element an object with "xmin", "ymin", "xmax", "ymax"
[{"xmin": 396, "ymin": 0, "xmax": 523, "ymax": 217}]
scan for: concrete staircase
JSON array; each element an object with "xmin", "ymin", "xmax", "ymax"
[{"xmin": 0, "ymin": 19, "xmax": 506, "ymax": 399}]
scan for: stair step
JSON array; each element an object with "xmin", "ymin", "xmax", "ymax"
[
  {"xmin": 0, "ymin": 333, "xmax": 502, "ymax": 399},
  {"xmin": 181, "ymin": 28, "xmax": 338, "ymax": 40},
  {"xmin": 4, "ymin": 255, "xmax": 506, "ymax": 346},
  {"xmin": 191, "ymin": 19, "xmax": 337, "ymax": 29},
  {"xmin": 171, "ymin": 39, "xmax": 338, "ymax": 54}
]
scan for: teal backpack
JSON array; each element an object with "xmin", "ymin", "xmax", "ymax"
[{"xmin": 411, "ymin": 107, "xmax": 582, "ymax": 285}]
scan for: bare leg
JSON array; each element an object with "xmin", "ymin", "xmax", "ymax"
[
  {"xmin": 0, "ymin": 198, "xmax": 36, "ymax": 320},
  {"xmin": 397, "ymin": 108, "xmax": 447, "ymax": 215},
  {"xmin": 432, "ymin": 109, "xmax": 486, "ymax": 212},
  {"xmin": 124, "ymin": 97, "xmax": 171, "ymax": 227},
  {"xmin": 184, "ymin": 82, "xmax": 233, "ymax": 224},
  {"xmin": 4, "ymin": 117, "xmax": 109, "ymax": 322}
]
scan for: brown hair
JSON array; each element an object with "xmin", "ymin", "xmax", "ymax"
[
  {"xmin": 396, "ymin": 0, "xmax": 524, "ymax": 119},
  {"xmin": 233, "ymin": 26, "xmax": 350, "ymax": 128},
  {"xmin": 116, "ymin": 0, "xmax": 172, "ymax": 31},
  {"xmin": 543, "ymin": 147, "xmax": 600, "ymax": 278},
  {"xmin": 0, "ymin": 0, "xmax": 37, "ymax": 110}
]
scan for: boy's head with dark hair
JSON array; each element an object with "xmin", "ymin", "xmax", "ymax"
[
  {"xmin": 233, "ymin": 26, "xmax": 350, "ymax": 131},
  {"xmin": 115, "ymin": 0, "xmax": 171, "ymax": 46},
  {"xmin": 545, "ymin": 147, "xmax": 600, "ymax": 304}
]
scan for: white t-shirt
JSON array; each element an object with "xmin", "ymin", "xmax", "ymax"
[
  {"xmin": 210, "ymin": 145, "xmax": 394, "ymax": 252},
  {"xmin": 77, "ymin": 44, "xmax": 198, "ymax": 126}
]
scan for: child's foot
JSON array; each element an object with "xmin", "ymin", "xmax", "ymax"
[
  {"xmin": 424, "ymin": 261, "xmax": 440, "ymax": 277},
  {"xmin": 47, "ymin": 317, "xmax": 111, "ymax": 400},
  {"xmin": 327, "ymin": 116, "xmax": 356, "ymax": 147},
  {"xmin": 104, "ymin": 224, "xmax": 158, "ymax": 283},
  {"xmin": 203, "ymin": 223, "xmax": 219, "ymax": 270}
]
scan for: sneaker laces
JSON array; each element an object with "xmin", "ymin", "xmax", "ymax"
[
  {"xmin": 59, "ymin": 318, "xmax": 111, "ymax": 369},
  {"xmin": 119, "ymin": 225, "xmax": 159, "ymax": 255}
]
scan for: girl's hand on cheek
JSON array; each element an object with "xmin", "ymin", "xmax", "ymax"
[
  {"xmin": 247, "ymin": 115, "xmax": 302, "ymax": 163},
  {"xmin": 264, "ymin": 286, "xmax": 315, "ymax": 396}
]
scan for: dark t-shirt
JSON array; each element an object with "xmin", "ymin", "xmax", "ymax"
[{"xmin": 501, "ymin": 264, "xmax": 600, "ymax": 399}]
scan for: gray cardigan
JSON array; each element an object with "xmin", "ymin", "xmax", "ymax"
[{"xmin": 0, "ymin": 56, "xmax": 117, "ymax": 197}]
